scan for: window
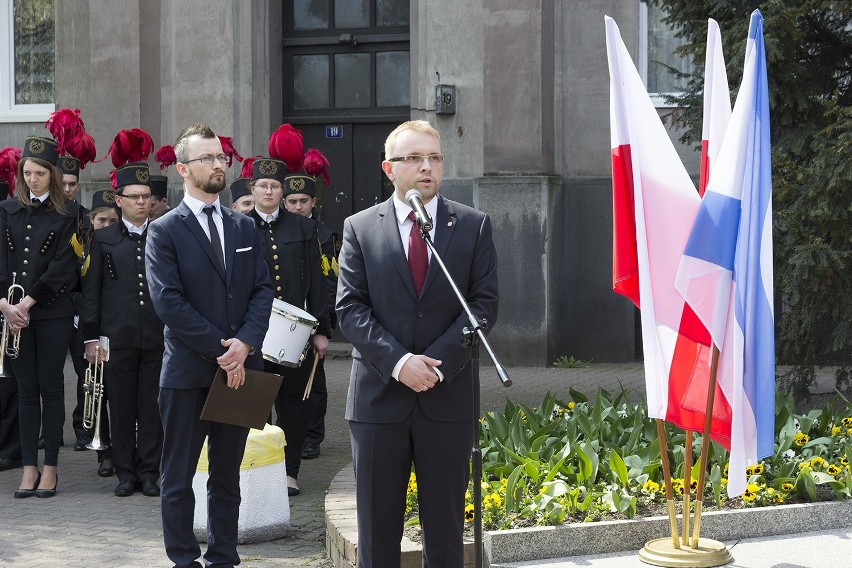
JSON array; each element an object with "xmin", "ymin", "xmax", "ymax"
[
  {"xmin": 639, "ymin": 3, "xmax": 694, "ymax": 107},
  {"xmin": 0, "ymin": 0, "xmax": 55, "ymax": 122}
]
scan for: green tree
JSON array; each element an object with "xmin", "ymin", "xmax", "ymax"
[{"xmin": 647, "ymin": 0, "xmax": 852, "ymax": 398}]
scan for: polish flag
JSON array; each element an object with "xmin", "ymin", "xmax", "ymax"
[{"xmin": 606, "ymin": 16, "xmax": 731, "ymax": 447}]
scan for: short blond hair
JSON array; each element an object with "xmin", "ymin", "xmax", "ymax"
[{"xmin": 384, "ymin": 120, "xmax": 440, "ymax": 159}]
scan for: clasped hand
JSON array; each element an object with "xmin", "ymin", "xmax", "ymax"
[
  {"xmin": 217, "ymin": 338, "xmax": 250, "ymax": 389},
  {"xmin": 398, "ymin": 354, "xmax": 442, "ymax": 393}
]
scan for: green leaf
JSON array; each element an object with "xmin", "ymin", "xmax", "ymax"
[
  {"xmin": 569, "ymin": 388, "xmax": 588, "ymax": 404},
  {"xmin": 609, "ymin": 449, "xmax": 629, "ymax": 486}
]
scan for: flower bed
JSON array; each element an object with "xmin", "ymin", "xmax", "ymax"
[{"xmin": 404, "ymin": 388, "xmax": 852, "ymax": 533}]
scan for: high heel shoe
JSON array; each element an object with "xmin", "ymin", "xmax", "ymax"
[
  {"xmin": 14, "ymin": 471, "xmax": 41, "ymax": 499},
  {"xmin": 35, "ymin": 474, "xmax": 57, "ymax": 498}
]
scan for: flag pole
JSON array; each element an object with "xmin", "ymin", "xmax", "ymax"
[
  {"xmin": 691, "ymin": 344, "xmax": 721, "ymax": 547},
  {"xmin": 655, "ymin": 419, "xmax": 680, "ymax": 549},
  {"xmin": 641, "ymin": 362, "xmax": 732, "ymax": 567},
  {"xmin": 682, "ymin": 430, "xmax": 692, "ymax": 546}
]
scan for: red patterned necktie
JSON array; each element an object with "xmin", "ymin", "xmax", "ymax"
[{"xmin": 407, "ymin": 211, "xmax": 428, "ymax": 296}]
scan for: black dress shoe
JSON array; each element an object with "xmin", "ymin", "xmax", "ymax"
[
  {"xmin": 74, "ymin": 436, "xmax": 92, "ymax": 451},
  {"xmin": 301, "ymin": 441, "xmax": 321, "ymax": 460},
  {"xmin": 0, "ymin": 457, "xmax": 22, "ymax": 471},
  {"xmin": 97, "ymin": 459, "xmax": 114, "ymax": 478},
  {"xmin": 35, "ymin": 475, "xmax": 58, "ymax": 499},
  {"xmin": 114, "ymin": 479, "xmax": 135, "ymax": 497},
  {"xmin": 14, "ymin": 472, "xmax": 40, "ymax": 499},
  {"xmin": 140, "ymin": 479, "xmax": 160, "ymax": 497}
]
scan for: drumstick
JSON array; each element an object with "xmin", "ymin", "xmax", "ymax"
[{"xmin": 302, "ymin": 352, "xmax": 320, "ymax": 400}]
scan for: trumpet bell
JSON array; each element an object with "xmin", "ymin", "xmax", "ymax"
[{"xmin": 86, "ymin": 438, "xmax": 108, "ymax": 451}]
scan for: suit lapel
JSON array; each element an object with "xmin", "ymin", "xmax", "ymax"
[
  {"xmin": 378, "ymin": 198, "xmax": 418, "ymax": 299},
  {"xmin": 421, "ymin": 195, "xmax": 455, "ymax": 296},
  {"xmin": 178, "ymin": 201, "xmax": 226, "ymax": 282}
]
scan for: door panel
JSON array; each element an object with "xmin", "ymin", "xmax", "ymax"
[{"xmin": 298, "ymin": 122, "xmax": 395, "ymax": 237}]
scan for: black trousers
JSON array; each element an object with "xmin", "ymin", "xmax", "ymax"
[
  {"xmin": 105, "ymin": 348, "xmax": 163, "ymax": 482},
  {"xmin": 11, "ymin": 317, "xmax": 73, "ymax": 467},
  {"xmin": 0, "ymin": 372, "xmax": 21, "ymax": 461},
  {"xmin": 70, "ymin": 329, "xmax": 88, "ymax": 441},
  {"xmin": 304, "ymin": 358, "xmax": 327, "ymax": 445},
  {"xmin": 349, "ymin": 403, "xmax": 473, "ymax": 568},
  {"xmin": 269, "ymin": 351, "xmax": 314, "ymax": 479},
  {"xmin": 159, "ymin": 386, "xmax": 248, "ymax": 568}
]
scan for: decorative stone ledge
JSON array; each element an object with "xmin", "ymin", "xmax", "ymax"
[{"xmin": 325, "ymin": 464, "xmax": 852, "ymax": 567}]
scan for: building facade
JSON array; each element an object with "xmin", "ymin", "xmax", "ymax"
[{"xmin": 0, "ymin": 0, "xmax": 700, "ymax": 365}]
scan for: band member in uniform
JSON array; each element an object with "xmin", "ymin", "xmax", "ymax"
[
  {"xmin": 0, "ymin": 136, "xmax": 80, "ymax": 498},
  {"xmin": 146, "ymin": 124, "xmax": 272, "ymax": 568},
  {"xmin": 282, "ymin": 172, "xmax": 340, "ymax": 460},
  {"xmin": 81, "ymin": 163, "xmax": 164, "ymax": 497},
  {"xmin": 228, "ymin": 177, "xmax": 254, "ymax": 215},
  {"xmin": 76, "ymin": 189, "xmax": 119, "ymax": 477},
  {"xmin": 0, "ymin": 149, "xmax": 22, "ymax": 473},
  {"xmin": 336, "ymin": 120, "xmax": 499, "ymax": 567},
  {"xmin": 148, "ymin": 174, "xmax": 169, "ymax": 220},
  {"xmin": 57, "ymin": 155, "xmax": 94, "ymax": 452},
  {"xmin": 249, "ymin": 144, "xmax": 330, "ymax": 496},
  {"xmin": 148, "ymin": 173, "xmax": 170, "ymax": 220}
]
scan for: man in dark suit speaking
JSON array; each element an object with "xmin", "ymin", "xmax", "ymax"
[
  {"xmin": 145, "ymin": 124, "xmax": 273, "ymax": 568},
  {"xmin": 336, "ymin": 120, "xmax": 499, "ymax": 567}
]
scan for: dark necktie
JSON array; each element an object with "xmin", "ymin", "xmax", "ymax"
[
  {"xmin": 203, "ymin": 205, "xmax": 225, "ymax": 271},
  {"xmin": 407, "ymin": 212, "xmax": 428, "ymax": 296}
]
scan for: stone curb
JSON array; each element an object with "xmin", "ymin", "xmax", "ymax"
[{"xmin": 325, "ymin": 464, "xmax": 852, "ymax": 567}]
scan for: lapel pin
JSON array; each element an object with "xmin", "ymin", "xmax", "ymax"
[{"xmin": 447, "ymin": 220, "xmax": 454, "ymax": 227}]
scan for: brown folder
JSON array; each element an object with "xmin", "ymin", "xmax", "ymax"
[{"xmin": 200, "ymin": 368, "xmax": 283, "ymax": 430}]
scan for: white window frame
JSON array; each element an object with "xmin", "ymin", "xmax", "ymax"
[
  {"xmin": 0, "ymin": 0, "xmax": 55, "ymax": 123},
  {"xmin": 638, "ymin": 2, "xmax": 689, "ymax": 109}
]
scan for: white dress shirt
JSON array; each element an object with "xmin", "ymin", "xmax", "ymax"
[{"xmin": 183, "ymin": 193, "xmax": 226, "ymax": 269}]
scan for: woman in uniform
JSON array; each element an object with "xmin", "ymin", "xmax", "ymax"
[{"xmin": 0, "ymin": 136, "xmax": 79, "ymax": 498}]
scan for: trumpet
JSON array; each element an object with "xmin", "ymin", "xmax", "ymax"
[
  {"xmin": 0, "ymin": 272, "xmax": 25, "ymax": 378},
  {"xmin": 83, "ymin": 345, "xmax": 108, "ymax": 450}
]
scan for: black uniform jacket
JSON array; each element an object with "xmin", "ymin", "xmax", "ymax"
[
  {"xmin": 0, "ymin": 197, "xmax": 79, "ymax": 320},
  {"xmin": 79, "ymin": 222, "xmax": 164, "ymax": 351},
  {"xmin": 249, "ymin": 208, "xmax": 330, "ymax": 338}
]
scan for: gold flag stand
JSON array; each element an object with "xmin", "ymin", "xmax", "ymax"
[{"xmin": 639, "ymin": 346, "xmax": 732, "ymax": 567}]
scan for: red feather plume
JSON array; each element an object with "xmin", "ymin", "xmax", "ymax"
[
  {"xmin": 105, "ymin": 128, "xmax": 154, "ymax": 168},
  {"xmin": 0, "ymin": 146, "xmax": 22, "ymax": 193},
  {"xmin": 45, "ymin": 108, "xmax": 86, "ymax": 154},
  {"xmin": 109, "ymin": 169, "xmax": 118, "ymax": 189},
  {"xmin": 240, "ymin": 156, "xmax": 261, "ymax": 179},
  {"xmin": 268, "ymin": 124, "xmax": 304, "ymax": 172},
  {"xmin": 218, "ymin": 136, "xmax": 243, "ymax": 167},
  {"xmin": 155, "ymin": 145, "xmax": 177, "ymax": 171},
  {"xmin": 65, "ymin": 132, "xmax": 97, "ymax": 170},
  {"xmin": 302, "ymin": 148, "xmax": 331, "ymax": 185}
]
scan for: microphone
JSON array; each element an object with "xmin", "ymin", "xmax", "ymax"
[{"xmin": 405, "ymin": 189, "xmax": 433, "ymax": 233}]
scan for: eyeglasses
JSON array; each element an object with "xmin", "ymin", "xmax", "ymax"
[
  {"xmin": 117, "ymin": 193, "xmax": 152, "ymax": 201},
  {"xmin": 254, "ymin": 183, "xmax": 283, "ymax": 192},
  {"xmin": 183, "ymin": 154, "xmax": 228, "ymax": 165},
  {"xmin": 387, "ymin": 154, "xmax": 444, "ymax": 165}
]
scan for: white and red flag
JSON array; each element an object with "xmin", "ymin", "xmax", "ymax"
[{"xmin": 605, "ymin": 16, "xmax": 732, "ymax": 447}]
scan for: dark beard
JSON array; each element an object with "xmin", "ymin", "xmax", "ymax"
[
  {"xmin": 201, "ymin": 177, "xmax": 226, "ymax": 195},
  {"xmin": 190, "ymin": 169, "xmax": 226, "ymax": 195}
]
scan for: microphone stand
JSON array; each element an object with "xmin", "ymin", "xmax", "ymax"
[{"xmin": 421, "ymin": 226, "xmax": 511, "ymax": 568}]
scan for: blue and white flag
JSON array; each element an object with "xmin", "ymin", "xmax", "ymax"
[{"xmin": 675, "ymin": 10, "xmax": 774, "ymax": 498}]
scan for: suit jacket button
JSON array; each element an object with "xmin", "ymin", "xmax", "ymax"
[
  {"xmin": 230, "ymin": 324, "xmax": 236, "ymax": 331},
  {"xmin": 227, "ymin": 293, "xmax": 233, "ymax": 299},
  {"xmin": 417, "ymin": 311, "xmax": 424, "ymax": 318}
]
